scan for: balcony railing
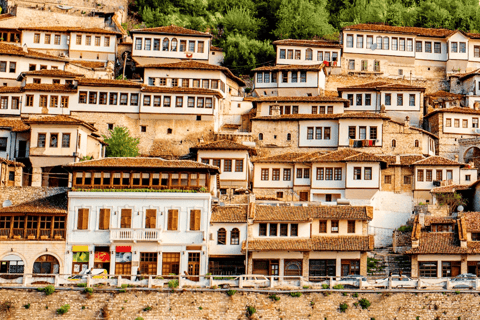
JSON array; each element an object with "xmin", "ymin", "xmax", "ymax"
[
  {"xmin": 110, "ymin": 228, "xmax": 161, "ymax": 242},
  {"xmin": 0, "ymin": 228, "xmax": 65, "ymax": 240}
]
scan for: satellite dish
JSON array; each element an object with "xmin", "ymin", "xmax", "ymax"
[
  {"xmin": 371, "ymin": 43, "xmax": 377, "ymax": 51},
  {"xmin": 457, "ymin": 205, "xmax": 464, "ymax": 212},
  {"xmin": 2, "ymin": 200, "xmax": 12, "ymax": 207}
]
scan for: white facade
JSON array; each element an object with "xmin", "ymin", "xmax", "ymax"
[{"xmin": 275, "ymin": 43, "xmax": 341, "ymax": 67}]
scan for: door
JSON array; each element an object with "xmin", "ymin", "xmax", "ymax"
[
  {"xmin": 299, "ymin": 192, "xmax": 309, "ymax": 202},
  {"xmin": 341, "ymin": 264, "xmax": 350, "ymax": 276},
  {"xmin": 115, "ymin": 262, "xmax": 132, "ymax": 275},
  {"xmin": 188, "ymin": 252, "xmax": 200, "ymax": 281},
  {"xmin": 18, "ymin": 141, "xmax": 26, "ymax": 158}
]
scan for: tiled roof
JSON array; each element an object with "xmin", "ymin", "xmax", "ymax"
[
  {"xmin": 425, "ymin": 107, "xmax": 480, "ymax": 118},
  {"xmin": 425, "ymin": 91, "xmax": 464, "ymax": 99},
  {"xmin": 343, "ymin": 23, "xmax": 455, "ymax": 38},
  {"xmin": 431, "ymin": 184, "xmax": 471, "ymax": 193},
  {"xmin": 244, "ymin": 235, "xmax": 373, "ymax": 252},
  {"xmin": 0, "ymin": 193, "xmax": 67, "ymax": 214},
  {"xmin": 65, "ymin": 157, "xmax": 220, "ymax": 172},
  {"xmin": 0, "ymin": 42, "xmax": 66, "ymax": 62},
  {"xmin": 379, "ymin": 155, "xmax": 425, "ymax": 166},
  {"xmin": 68, "ymin": 60, "xmax": 106, "ymax": 69},
  {"xmin": 211, "ymin": 206, "xmax": 248, "ymax": 223},
  {"xmin": 141, "ymin": 86, "xmax": 222, "ymax": 98},
  {"xmin": 193, "ymin": 140, "xmax": 256, "ymax": 155},
  {"xmin": 250, "ymin": 95, "xmax": 347, "ymax": 103},
  {"xmin": 252, "ymin": 152, "xmax": 308, "ymax": 163},
  {"xmin": 77, "ymin": 78, "xmax": 143, "ymax": 88},
  {"xmin": 23, "ymin": 115, "xmax": 96, "ymax": 131},
  {"xmin": 130, "ymin": 25, "xmax": 212, "ymax": 37},
  {"xmin": 252, "ymin": 64, "xmax": 324, "ymax": 72},
  {"xmin": 0, "ymin": 157, "xmax": 24, "ymax": 167},
  {"xmin": 0, "ymin": 86, "xmax": 23, "ymax": 93},
  {"xmin": 273, "ymin": 39, "xmax": 341, "ymax": 48},
  {"xmin": 210, "ymin": 46, "xmax": 223, "ymax": 52},
  {"xmin": 463, "ymin": 212, "xmax": 480, "ymax": 232},
  {"xmin": 388, "ymin": 120, "xmax": 439, "ymax": 139},
  {"xmin": 21, "ymin": 70, "xmax": 83, "ymax": 78},
  {"xmin": 424, "ymin": 216, "xmax": 456, "ymax": 226},
  {"xmin": 338, "ymin": 81, "xmax": 425, "ymax": 92},
  {"xmin": 254, "ymin": 205, "xmax": 373, "ymax": 221},
  {"xmin": 309, "ymin": 149, "xmax": 384, "ymax": 163},
  {"xmin": 449, "ymin": 68, "xmax": 480, "ymax": 81},
  {"xmin": 252, "ymin": 112, "xmax": 389, "ymax": 121},
  {"xmin": 138, "ymin": 61, "xmax": 245, "ymax": 86},
  {"xmin": 21, "ymin": 27, "xmax": 121, "ymax": 35},
  {"xmin": 23, "ymin": 83, "xmax": 76, "ymax": 93},
  {"xmin": 406, "ymin": 232, "xmax": 470, "ymax": 254},
  {"xmin": 413, "ymin": 156, "xmax": 462, "ymax": 166},
  {"xmin": 0, "ymin": 118, "xmax": 29, "ymax": 132}
]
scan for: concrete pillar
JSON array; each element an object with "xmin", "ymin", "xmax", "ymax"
[
  {"xmin": 157, "ymin": 252, "xmax": 162, "ymax": 276},
  {"xmin": 279, "ymin": 259, "xmax": 284, "ymax": 281},
  {"xmin": 461, "ymin": 255, "xmax": 468, "ymax": 274},
  {"xmin": 247, "ymin": 255, "xmax": 252, "ymax": 274},
  {"xmin": 336, "ymin": 257, "xmax": 342, "ymax": 277},
  {"xmin": 31, "ymin": 167, "xmax": 42, "ymax": 187},
  {"xmin": 302, "ymin": 252, "xmax": 310, "ymax": 279},
  {"xmin": 411, "ymin": 256, "xmax": 418, "ymax": 278},
  {"xmin": 360, "ymin": 252, "xmax": 368, "ymax": 276},
  {"xmin": 437, "ymin": 260, "xmax": 442, "ymax": 278},
  {"xmin": 394, "ymin": 166, "xmax": 402, "ymax": 193}
]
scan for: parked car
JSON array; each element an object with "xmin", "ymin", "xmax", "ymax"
[
  {"xmin": 451, "ymin": 273, "xmax": 477, "ymax": 281},
  {"xmin": 68, "ymin": 268, "xmax": 108, "ymax": 281},
  {"xmin": 374, "ymin": 275, "xmax": 415, "ymax": 288}
]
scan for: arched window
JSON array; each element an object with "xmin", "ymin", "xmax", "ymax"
[
  {"xmin": 305, "ymin": 48, "xmax": 313, "ymax": 61},
  {"xmin": 287, "ymin": 133, "xmax": 291, "ymax": 141},
  {"xmin": 231, "ymin": 228, "xmax": 240, "ymax": 245},
  {"xmin": 217, "ymin": 228, "xmax": 226, "ymax": 245},
  {"xmin": 258, "ymin": 133, "xmax": 263, "ymax": 141},
  {"xmin": 33, "ymin": 255, "xmax": 59, "ymax": 274},
  {"xmin": 376, "ymin": 37, "xmax": 382, "ymax": 50},
  {"xmin": 414, "ymin": 140, "xmax": 419, "ymax": 148},
  {"xmin": 171, "ymin": 38, "xmax": 178, "ymax": 51},
  {"xmin": 162, "ymin": 38, "xmax": 169, "ymax": 51},
  {"xmin": 392, "ymin": 139, "xmax": 396, "ymax": 148},
  {"xmin": 284, "ymin": 261, "xmax": 302, "ymax": 276}
]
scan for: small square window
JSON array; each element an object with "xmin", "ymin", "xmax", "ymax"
[
  {"xmin": 196, "ymin": 115, "xmax": 201, "ymax": 121},
  {"xmin": 107, "ymin": 123, "xmax": 114, "ymax": 130},
  {"xmin": 141, "ymin": 126, "xmax": 147, "ymax": 133},
  {"xmin": 276, "ymin": 192, "xmax": 283, "ymax": 198}
]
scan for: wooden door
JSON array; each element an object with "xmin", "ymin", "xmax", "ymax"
[{"xmin": 299, "ymin": 192, "xmax": 309, "ymax": 202}]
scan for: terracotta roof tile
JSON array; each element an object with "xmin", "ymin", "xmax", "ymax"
[
  {"xmin": 21, "ymin": 70, "xmax": 84, "ymax": 78},
  {"xmin": 463, "ymin": 212, "xmax": 480, "ymax": 232},
  {"xmin": 193, "ymin": 140, "xmax": 256, "ymax": 155},
  {"xmin": 0, "ymin": 193, "xmax": 67, "ymax": 214},
  {"xmin": 343, "ymin": 23, "xmax": 455, "ymax": 38},
  {"xmin": 211, "ymin": 206, "xmax": 248, "ymax": 223},
  {"xmin": 252, "ymin": 152, "xmax": 308, "ymax": 163},
  {"xmin": 425, "ymin": 107, "xmax": 480, "ymax": 118},
  {"xmin": 467, "ymin": 242, "xmax": 480, "ymax": 253},
  {"xmin": 431, "ymin": 184, "xmax": 471, "ymax": 193},
  {"xmin": 413, "ymin": 156, "xmax": 462, "ymax": 166},
  {"xmin": 77, "ymin": 78, "xmax": 143, "ymax": 88},
  {"xmin": 449, "ymin": 68, "xmax": 480, "ymax": 81},
  {"xmin": 130, "ymin": 25, "xmax": 212, "ymax": 37},
  {"xmin": 68, "ymin": 60, "xmax": 106, "ymax": 69},
  {"xmin": 0, "ymin": 118, "xmax": 29, "ymax": 132},
  {"xmin": 65, "ymin": 157, "xmax": 220, "ymax": 172},
  {"xmin": 387, "ymin": 120, "xmax": 439, "ymax": 139},
  {"xmin": 0, "ymin": 157, "xmax": 24, "ymax": 167},
  {"xmin": 379, "ymin": 155, "xmax": 425, "ymax": 166},
  {"xmin": 23, "ymin": 115, "xmax": 96, "ymax": 131},
  {"xmin": 406, "ymin": 232, "xmax": 470, "ymax": 254},
  {"xmin": 338, "ymin": 81, "xmax": 425, "ymax": 92},
  {"xmin": 21, "ymin": 27, "xmax": 121, "ymax": 35},
  {"xmin": 425, "ymin": 91, "xmax": 464, "ymax": 99},
  {"xmin": 210, "ymin": 46, "xmax": 223, "ymax": 52},
  {"xmin": 23, "ymin": 83, "xmax": 76, "ymax": 93},
  {"xmin": 254, "ymin": 205, "xmax": 373, "ymax": 221},
  {"xmin": 138, "ymin": 61, "xmax": 244, "ymax": 86},
  {"xmin": 0, "ymin": 42, "xmax": 66, "ymax": 62},
  {"xmin": 141, "ymin": 86, "xmax": 222, "ymax": 98},
  {"xmin": 252, "ymin": 64, "xmax": 324, "ymax": 72},
  {"xmin": 250, "ymin": 95, "xmax": 346, "ymax": 103},
  {"xmin": 252, "ymin": 112, "xmax": 389, "ymax": 121},
  {"xmin": 273, "ymin": 39, "xmax": 341, "ymax": 48},
  {"xmin": 0, "ymin": 86, "xmax": 23, "ymax": 93},
  {"xmin": 309, "ymin": 149, "xmax": 380, "ymax": 163},
  {"xmin": 424, "ymin": 216, "xmax": 456, "ymax": 226}
]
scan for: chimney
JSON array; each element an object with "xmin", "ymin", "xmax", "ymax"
[
  {"xmin": 380, "ymin": 104, "xmax": 386, "ymax": 113},
  {"xmin": 22, "ymin": 44, "xmax": 28, "ymax": 53},
  {"xmin": 454, "ymin": 155, "xmax": 459, "ymax": 162},
  {"xmin": 395, "ymin": 155, "xmax": 401, "ymax": 165},
  {"xmin": 404, "ymin": 116, "xmax": 410, "ymax": 127},
  {"xmin": 270, "ymin": 105, "xmax": 281, "ymax": 116},
  {"xmin": 419, "ymin": 213, "xmax": 425, "ymax": 227},
  {"xmin": 247, "ymin": 194, "xmax": 256, "ymax": 220},
  {"xmin": 475, "ymin": 102, "xmax": 480, "ymax": 111}
]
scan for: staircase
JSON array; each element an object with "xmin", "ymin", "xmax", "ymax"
[{"xmin": 368, "ymin": 248, "xmax": 411, "ymax": 277}]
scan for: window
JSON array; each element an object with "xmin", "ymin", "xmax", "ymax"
[
  {"xmin": 291, "ymin": 224, "xmax": 298, "ymax": 236},
  {"xmin": 235, "ymin": 159, "xmax": 244, "ymax": 172},
  {"xmin": 0, "ymin": 137, "xmax": 6, "ymax": 151},
  {"xmin": 359, "ymin": 127, "xmax": 366, "ymax": 140},
  {"xmin": 300, "ymin": 71, "xmax": 306, "ymax": 83},
  {"xmin": 376, "ymin": 36, "xmax": 382, "ymax": 49},
  {"xmin": 407, "ymin": 94, "xmax": 415, "ymax": 106},
  {"xmin": 0, "ymin": 61, "xmax": 6, "ymax": 73},
  {"xmin": 261, "ymin": 168, "xmax": 269, "ymax": 180},
  {"xmin": 392, "ymin": 38, "xmax": 398, "ymax": 50},
  {"xmin": 231, "ymin": 228, "xmax": 240, "ymax": 245},
  {"xmin": 224, "ymin": 159, "xmax": 232, "ymax": 172},
  {"xmin": 283, "ymin": 168, "xmax": 291, "ymax": 181},
  {"xmin": 425, "ymin": 42, "xmax": 432, "ymax": 53},
  {"xmin": 280, "ymin": 49, "xmax": 286, "ymax": 59},
  {"xmin": 75, "ymin": 34, "xmax": 82, "ymax": 45},
  {"xmin": 144, "ymin": 38, "xmax": 151, "ymax": 50},
  {"xmin": 29, "ymin": 64, "xmax": 35, "ymax": 71},
  {"xmin": 416, "ymin": 41, "xmax": 422, "ymax": 52},
  {"xmin": 460, "ymin": 42, "xmax": 467, "ymax": 53},
  {"xmin": 353, "ymin": 167, "xmax": 361, "ymax": 180},
  {"xmin": 294, "ymin": 50, "xmax": 301, "ymax": 59},
  {"xmin": 167, "ymin": 209, "xmax": 178, "ymax": 231},
  {"xmin": 304, "ymin": 168, "xmax": 310, "ymax": 179},
  {"xmin": 280, "ymin": 224, "xmax": 288, "ymax": 236},
  {"xmin": 417, "ymin": 169, "xmax": 424, "ymax": 182},
  {"xmin": 404, "ymin": 175, "xmax": 412, "ymax": 185},
  {"xmin": 434, "ymin": 42, "xmax": 441, "ymax": 54},
  {"xmin": 361, "ymin": 60, "xmax": 367, "ymax": 71},
  {"xmin": 297, "ymin": 169, "xmax": 303, "ymax": 179},
  {"xmin": 348, "ymin": 59, "xmax": 355, "ymax": 70},
  {"xmin": 454, "ymin": 119, "xmax": 460, "ymax": 128},
  {"xmin": 319, "ymin": 220, "xmax": 327, "ymax": 233},
  {"xmin": 474, "ymin": 118, "xmax": 479, "ymax": 128},
  {"xmin": 98, "ymin": 209, "xmax": 110, "ymax": 230},
  {"xmin": 38, "ymin": 133, "xmax": 46, "ymax": 147},
  {"xmin": 324, "ymin": 127, "xmax": 331, "ymax": 140},
  {"xmin": 179, "ymin": 40, "xmax": 186, "ymax": 52},
  {"xmin": 334, "ymin": 168, "xmax": 342, "ymax": 180},
  {"xmin": 109, "ymin": 93, "xmax": 117, "ymax": 105},
  {"xmin": 190, "ymin": 210, "xmax": 201, "ymax": 231},
  {"xmin": 49, "ymin": 95, "xmax": 59, "ymax": 108},
  {"xmin": 86, "ymin": 35, "xmax": 92, "ymax": 46},
  {"xmin": 331, "ymin": 220, "xmax": 339, "ymax": 233},
  {"xmin": 463, "ymin": 119, "xmax": 468, "ymax": 128},
  {"xmin": 364, "ymin": 167, "xmax": 372, "ymax": 180},
  {"xmin": 419, "ymin": 262, "xmax": 437, "ymax": 278},
  {"xmin": 77, "ymin": 208, "xmax": 89, "ymax": 230},
  {"xmin": 385, "ymin": 93, "xmax": 391, "ymax": 106},
  {"xmin": 282, "ymin": 71, "xmax": 288, "ymax": 83},
  {"xmin": 466, "ymin": 174, "xmax": 471, "ymax": 181},
  {"xmin": 307, "ymin": 127, "xmax": 314, "ymax": 140},
  {"xmin": 88, "ymin": 92, "xmax": 97, "ymax": 104},
  {"xmin": 452, "ymin": 42, "xmax": 458, "ymax": 53},
  {"xmin": 61, "ymin": 133, "xmax": 70, "ymax": 148},
  {"xmin": 205, "ymin": 98, "xmax": 213, "ymax": 108},
  {"xmin": 312, "ymin": 106, "xmax": 317, "ymax": 114},
  {"xmin": 348, "ymin": 220, "xmax": 355, "ymax": 233},
  {"xmin": 383, "ymin": 37, "xmax": 389, "ymax": 50},
  {"xmin": 356, "ymin": 94, "xmax": 362, "ymax": 106},
  {"xmin": 269, "ymin": 224, "xmax": 278, "ymax": 236},
  {"xmin": 346, "ymin": 35, "xmax": 353, "ymax": 48},
  {"xmin": 25, "ymin": 95, "xmax": 34, "ymax": 107},
  {"xmin": 436, "ymin": 170, "xmax": 443, "ymax": 181},
  {"xmin": 32, "ymin": 78, "xmax": 40, "ymax": 84},
  {"xmin": 0, "ymin": 96, "xmax": 6, "ymax": 109},
  {"xmin": 348, "ymin": 126, "xmax": 356, "ymax": 139},
  {"xmin": 414, "ymin": 139, "xmax": 419, "ymax": 148},
  {"xmin": 272, "ymin": 168, "xmax": 280, "ymax": 181},
  {"xmin": 397, "ymin": 94, "xmax": 403, "ymax": 106},
  {"xmin": 370, "ymin": 127, "xmax": 377, "ymax": 140},
  {"xmin": 407, "ymin": 39, "xmax": 413, "ymax": 51},
  {"xmin": 316, "ymin": 168, "xmax": 324, "ymax": 180},
  {"xmin": 162, "ymin": 38, "xmax": 170, "ymax": 51},
  {"xmin": 34, "ymin": 33, "xmax": 40, "ymax": 43},
  {"xmin": 119, "ymin": 93, "xmax": 128, "ymax": 105},
  {"xmin": 384, "ymin": 175, "xmax": 392, "ymax": 184},
  {"xmin": 9, "ymin": 62, "xmax": 15, "ymax": 73},
  {"xmin": 347, "ymin": 94, "xmax": 354, "ymax": 105},
  {"xmin": 317, "ymin": 51, "xmax": 323, "ymax": 61},
  {"xmin": 54, "ymin": 34, "xmax": 61, "ymax": 45},
  {"xmin": 426, "ymin": 170, "xmax": 432, "ymax": 182},
  {"xmin": 49, "ymin": 133, "xmax": 58, "ymax": 148},
  {"xmin": 356, "ymin": 35, "xmax": 363, "ymax": 48},
  {"xmin": 258, "ymin": 133, "xmax": 263, "ymax": 141},
  {"xmin": 374, "ymin": 60, "xmax": 380, "ymax": 72},
  {"xmin": 446, "ymin": 118, "xmax": 452, "ymax": 127},
  {"xmin": 188, "ymin": 41, "xmax": 195, "ymax": 52},
  {"xmin": 104, "ymin": 36, "xmax": 110, "ymax": 47},
  {"xmin": 11, "ymin": 97, "xmax": 19, "ymax": 110},
  {"xmin": 306, "ymin": 48, "xmax": 313, "ymax": 60},
  {"xmin": 315, "ymin": 127, "xmax": 322, "ymax": 140},
  {"xmin": 259, "ymin": 223, "xmax": 267, "ymax": 236}
]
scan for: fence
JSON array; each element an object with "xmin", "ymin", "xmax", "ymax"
[{"xmin": 0, "ymin": 274, "xmax": 479, "ymax": 291}]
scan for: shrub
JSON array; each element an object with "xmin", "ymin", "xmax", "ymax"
[
  {"xmin": 353, "ymin": 293, "xmax": 359, "ymax": 298},
  {"xmin": 269, "ymin": 294, "xmax": 280, "ymax": 301},
  {"xmin": 455, "ymin": 291, "xmax": 460, "ymax": 295},
  {"xmin": 121, "ymin": 284, "xmax": 129, "ymax": 289},
  {"xmin": 198, "ymin": 306, "xmax": 203, "ymax": 310},
  {"xmin": 82, "ymin": 306, "xmax": 85, "ymax": 310},
  {"xmin": 303, "ymin": 285, "xmax": 310, "ymax": 289},
  {"xmin": 310, "ymin": 301, "xmax": 315, "ymax": 306},
  {"xmin": 168, "ymin": 279, "xmax": 179, "ymax": 289},
  {"xmin": 227, "ymin": 290, "xmax": 237, "ymax": 296},
  {"xmin": 321, "ymin": 284, "xmax": 329, "ymax": 289},
  {"xmin": 339, "ymin": 303, "xmax": 348, "ymax": 313},
  {"xmin": 56, "ymin": 304, "xmax": 70, "ymax": 315},
  {"xmin": 333, "ymin": 284, "xmax": 344, "ymax": 289},
  {"xmin": 119, "ymin": 289, "xmax": 126, "ymax": 293},
  {"xmin": 290, "ymin": 292, "xmax": 302, "ymax": 298},
  {"xmin": 77, "ymin": 283, "xmax": 87, "ymax": 287},
  {"xmin": 359, "ymin": 298, "xmax": 371, "ymax": 310},
  {"xmin": 353, "ymin": 302, "xmax": 359, "ymax": 307},
  {"xmin": 342, "ymin": 292, "xmax": 348, "ymax": 296},
  {"xmin": 0, "ymin": 301, "xmax": 13, "ymax": 312},
  {"xmin": 247, "ymin": 306, "xmax": 256, "ymax": 316},
  {"xmin": 135, "ymin": 317, "xmax": 144, "ymax": 320},
  {"xmin": 143, "ymin": 306, "xmax": 152, "ymax": 311},
  {"xmin": 84, "ymin": 288, "xmax": 93, "ymax": 294},
  {"xmin": 38, "ymin": 285, "xmax": 55, "ymax": 296},
  {"xmin": 398, "ymin": 225, "xmax": 413, "ymax": 232},
  {"xmin": 24, "ymin": 303, "xmax": 30, "ymax": 309}
]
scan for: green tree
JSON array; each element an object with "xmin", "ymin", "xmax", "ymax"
[
  {"xmin": 222, "ymin": 33, "xmax": 276, "ymax": 75},
  {"xmin": 435, "ymin": 192, "xmax": 467, "ymax": 214},
  {"xmin": 274, "ymin": 0, "xmax": 334, "ymax": 39},
  {"xmin": 103, "ymin": 126, "xmax": 139, "ymax": 157},
  {"xmin": 220, "ymin": 7, "xmax": 265, "ymax": 38}
]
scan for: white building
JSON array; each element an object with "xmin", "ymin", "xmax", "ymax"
[{"xmin": 273, "ymin": 39, "xmax": 342, "ymax": 68}]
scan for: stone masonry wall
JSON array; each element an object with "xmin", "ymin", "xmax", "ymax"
[
  {"xmin": 0, "ymin": 289, "xmax": 480, "ymax": 319},
  {"xmin": 0, "ymin": 186, "xmax": 67, "ymax": 207}
]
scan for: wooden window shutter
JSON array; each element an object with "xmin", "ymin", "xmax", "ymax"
[
  {"xmin": 99, "ymin": 209, "xmax": 110, "ymax": 230},
  {"xmin": 78, "ymin": 208, "xmax": 88, "ymax": 230},
  {"xmin": 121, "ymin": 209, "xmax": 131, "ymax": 228},
  {"xmin": 168, "ymin": 209, "xmax": 178, "ymax": 230},
  {"xmin": 190, "ymin": 210, "xmax": 201, "ymax": 231},
  {"xmin": 146, "ymin": 209, "xmax": 156, "ymax": 229},
  {"xmin": 77, "ymin": 209, "xmax": 84, "ymax": 229}
]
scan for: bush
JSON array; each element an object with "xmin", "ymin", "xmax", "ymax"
[
  {"xmin": 321, "ymin": 284, "xmax": 329, "ymax": 289},
  {"xmin": 227, "ymin": 290, "xmax": 237, "ymax": 296},
  {"xmin": 135, "ymin": 317, "xmax": 144, "ymax": 320},
  {"xmin": 398, "ymin": 225, "xmax": 413, "ymax": 232},
  {"xmin": 56, "ymin": 304, "xmax": 70, "ymax": 315},
  {"xmin": 333, "ymin": 284, "xmax": 344, "ymax": 289},
  {"xmin": 303, "ymin": 285, "xmax": 310, "ymax": 289},
  {"xmin": 342, "ymin": 292, "xmax": 348, "ymax": 296},
  {"xmin": 290, "ymin": 292, "xmax": 302, "ymax": 298},
  {"xmin": 310, "ymin": 301, "xmax": 315, "ymax": 306},
  {"xmin": 246, "ymin": 306, "xmax": 256, "ymax": 316},
  {"xmin": 353, "ymin": 293, "xmax": 359, "ymax": 298},
  {"xmin": 84, "ymin": 288, "xmax": 93, "ymax": 294},
  {"xmin": 38, "ymin": 285, "xmax": 55, "ymax": 296},
  {"xmin": 359, "ymin": 298, "xmax": 371, "ymax": 309},
  {"xmin": 77, "ymin": 283, "xmax": 87, "ymax": 287},
  {"xmin": 455, "ymin": 291, "xmax": 460, "ymax": 295},
  {"xmin": 24, "ymin": 304, "xmax": 30, "ymax": 309},
  {"xmin": 198, "ymin": 306, "xmax": 203, "ymax": 310},
  {"xmin": 119, "ymin": 289, "xmax": 126, "ymax": 293},
  {"xmin": 0, "ymin": 301, "xmax": 13, "ymax": 312},
  {"xmin": 354, "ymin": 302, "xmax": 359, "ymax": 307},
  {"xmin": 143, "ymin": 306, "xmax": 152, "ymax": 311},
  {"xmin": 269, "ymin": 294, "xmax": 280, "ymax": 301},
  {"xmin": 168, "ymin": 279, "xmax": 179, "ymax": 289},
  {"xmin": 339, "ymin": 303, "xmax": 348, "ymax": 313}
]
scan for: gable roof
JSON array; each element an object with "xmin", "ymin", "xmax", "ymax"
[
  {"xmin": 0, "ymin": 118, "xmax": 30, "ymax": 132},
  {"xmin": 254, "ymin": 205, "xmax": 373, "ymax": 221},
  {"xmin": 252, "ymin": 64, "xmax": 325, "ymax": 72},
  {"xmin": 252, "ymin": 112, "xmax": 389, "ymax": 121},
  {"xmin": 379, "ymin": 155, "xmax": 425, "ymax": 166},
  {"xmin": 0, "ymin": 193, "xmax": 67, "ymax": 214},
  {"xmin": 141, "ymin": 86, "xmax": 222, "ymax": 98},
  {"xmin": 425, "ymin": 90, "xmax": 464, "ymax": 99},
  {"xmin": 273, "ymin": 39, "xmax": 341, "ymax": 48},
  {"xmin": 130, "ymin": 25, "xmax": 212, "ymax": 38},
  {"xmin": 138, "ymin": 60, "xmax": 245, "ymax": 86},
  {"xmin": 309, "ymin": 149, "xmax": 384, "ymax": 163},
  {"xmin": 23, "ymin": 83, "xmax": 77, "ymax": 93},
  {"xmin": 21, "ymin": 26, "xmax": 121, "ymax": 35},
  {"xmin": 193, "ymin": 140, "xmax": 256, "ymax": 155},
  {"xmin": 406, "ymin": 232, "xmax": 470, "ymax": 254},
  {"xmin": 250, "ymin": 95, "xmax": 347, "ymax": 103},
  {"xmin": 77, "ymin": 78, "xmax": 143, "ymax": 88},
  {"xmin": 338, "ymin": 81, "xmax": 425, "ymax": 92},
  {"xmin": 462, "ymin": 212, "xmax": 480, "ymax": 232},
  {"xmin": 252, "ymin": 152, "xmax": 311, "ymax": 163},
  {"xmin": 342, "ymin": 23, "xmax": 455, "ymax": 38},
  {"xmin": 211, "ymin": 206, "xmax": 248, "ymax": 223},
  {"xmin": 387, "ymin": 120, "xmax": 438, "ymax": 139},
  {"xmin": 425, "ymin": 107, "xmax": 480, "ymax": 118},
  {"xmin": 413, "ymin": 156, "xmax": 462, "ymax": 166},
  {"xmin": 19, "ymin": 69, "xmax": 84, "ymax": 78},
  {"xmin": 68, "ymin": 60, "xmax": 106, "ymax": 69},
  {"xmin": 0, "ymin": 42, "xmax": 66, "ymax": 62},
  {"xmin": 23, "ymin": 115, "xmax": 96, "ymax": 131}
]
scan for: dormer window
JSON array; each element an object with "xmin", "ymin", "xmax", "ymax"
[
  {"xmin": 472, "ymin": 233, "xmax": 480, "ymax": 241},
  {"xmin": 162, "ymin": 38, "xmax": 169, "ymax": 51},
  {"xmin": 431, "ymin": 224, "xmax": 453, "ymax": 233},
  {"xmin": 171, "ymin": 38, "xmax": 177, "ymax": 51}
]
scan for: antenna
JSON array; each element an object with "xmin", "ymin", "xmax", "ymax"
[{"xmin": 371, "ymin": 43, "xmax": 377, "ymax": 51}]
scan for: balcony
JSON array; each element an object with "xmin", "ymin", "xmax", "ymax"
[
  {"xmin": 0, "ymin": 228, "xmax": 65, "ymax": 240},
  {"xmin": 110, "ymin": 229, "xmax": 161, "ymax": 243},
  {"xmin": 349, "ymin": 139, "xmax": 379, "ymax": 148}
]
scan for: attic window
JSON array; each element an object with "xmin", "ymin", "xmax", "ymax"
[
  {"xmin": 167, "ymin": 128, "xmax": 173, "ymax": 134},
  {"xmin": 431, "ymin": 224, "xmax": 453, "ymax": 233}
]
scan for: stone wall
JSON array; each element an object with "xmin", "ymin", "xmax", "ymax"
[
  {"xmin": 0, "ymin": 289, "xmax": 479, "ymax": 319},
  {"xmin": 0, "ymin": 186, "xmax": 67, "ymax": 207},
  {"xmin": 392, "ymin": 230, "xmax": 412, "ymax": 253}
]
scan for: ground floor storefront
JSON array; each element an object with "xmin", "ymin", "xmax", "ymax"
[{"xmin": 410, "ymin": 255, "xmax": 480, "ymax": 278}]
